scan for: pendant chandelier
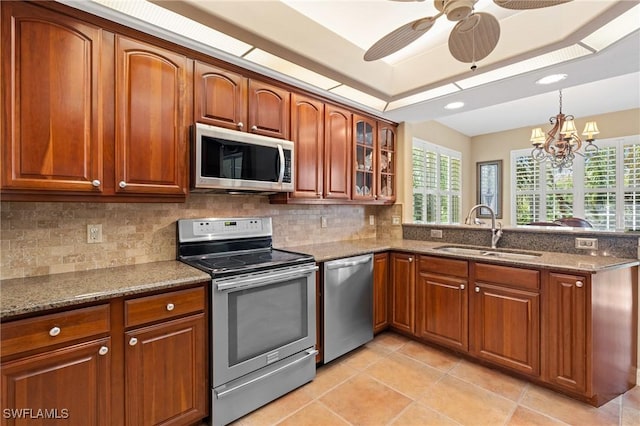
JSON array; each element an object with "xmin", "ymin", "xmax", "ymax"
[{"xmin": 530, "ymin": 90, "xmax": 599, "ymax": 169}]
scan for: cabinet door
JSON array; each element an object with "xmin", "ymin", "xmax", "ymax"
[
  {"xmin": 389, "ymin": 253, "xmax": 415, "ymax": 335},
  {"xmin": 543, "ymin": 273, "xmax": 588, "ymax": 394},
  {"xmin": 353, "ymin": 115, "xmax": 376, "ymax": 201},
  {"xmin": 114, "ymin": 35, "xmax": 190, "ymax": 196},
  {"xmin": 125, "ymin": 314, "xmax": 206, "ymax": 426},
  {"xmin": 194, "ymin": 61, "xmax": 247, "ymax": 130},
  {"xmin": 416, "ymin": 272, "xmax": 468, "ymax": 351},
  {"xmin": 324, "ymin": 105, "xmax": 352, "ymax": 200},
  {"xmin": 1, "ymin": 1, "xmax": 104, "ymax": 193},
  {"xmin": 373, "ymin": 252, "xmax": 389, "ymax": 334},
  {"xmin": 377, "ymin": 123, "xmax": 396, "ymax": 202},
  {"xmin": 291, "ymin": 93, "xmax": 324, "ymax": 199},
  {"xmin": 247, "ymin": 79, "xmax": 290, "ymax": 139},
  {"xmin": 1, "ymin": 338, "xmax": 111, "ymax": 426},
  {"xmin": 470, "ymin": 282, "xmax": 540, "ymax": 376}
]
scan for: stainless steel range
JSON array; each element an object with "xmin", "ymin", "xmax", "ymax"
[{"xmin": 177, "ymin": 217, "xmax": 317, "ymax": 426}]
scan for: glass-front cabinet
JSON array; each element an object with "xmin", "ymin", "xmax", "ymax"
[
  {"xmin": 378, "ymin": 123, "xmax": 396, "ymax": 202},
  {"xmin": 353, "ymin": 115, "xmax": 376, "ymax": 201}
]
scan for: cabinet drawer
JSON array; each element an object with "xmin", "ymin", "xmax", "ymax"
[
  {"xmin": 419, "ymin": 255, "xmax": 468, "ymax": 278},
  {"xmin": 475, "ymin": 263, "xmax": 539, "ymax": 290},
  {"xmin": 1, "ymin": 304, "xmax": 110, "ymax": 358},
  {"xmin": 125, "ymin": 287, "xmax": 205, "ymax": 328}
]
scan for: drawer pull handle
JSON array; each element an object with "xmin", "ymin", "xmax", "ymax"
[
  {"xmin": 475, "ymin": 287, "xmax": 480, "ymax": 293},
  {"xmin": 49, "ymin": 326, "xmax": 61, "ymax": 337},
  {"xmin": 576, "ymin": 280, "xmax": 584, "ymax": 288},
  {"xmin": 166, "ymin": 303, "xmax": 175, "ymax": 311},
  {"xmin": 460, "ymin": 284, "xmax": 465, "ymax": 290},
  {"xmin": 98, "ymin": 346, "xmax": 109, "ymax": 356},
  {"xmin": 129, "ymin": 337, "xmax": 138, "ymax": 346}
]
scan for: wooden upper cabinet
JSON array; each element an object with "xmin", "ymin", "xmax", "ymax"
[
  {"xmin": 377, "ymin": 123, "xmax": 396, "ymax": 202},
  {"xmin": 324, "ymin": 104, "xmax": 352, "ymax": 200},
  {"xmin": 353, "ymin": 115, "xmax": 376, "ymax": 202},
  {"xmin": 290, "ymin": 93, "xmax": 324, "ymax": 199},
  {"xmin": 194, "ymin": 61, "xmax": 247, "ymax": 131},
  {"xmin": 248, "ymin": 79, "xmax": 290, "ymax": 139},
  {"xmin": 1, "ymin": 1, "xmax": 104, "ymax": 192},
  {"xmin": 114, "ymin": 35, "xmax": 190, "ymax": 196}
]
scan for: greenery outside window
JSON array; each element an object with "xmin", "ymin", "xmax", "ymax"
[
  {"xmin": 511, "ymin": 135, "xmax": 640, "ymax": 230},
  {"xmin": 413, "ymin": 138, "xmax": 462, "ymax": 224}
]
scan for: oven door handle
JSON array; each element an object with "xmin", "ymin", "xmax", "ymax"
[
  {"xmin": 215, "ymin": 348, "xmax": 318, "ymax": 400},
  {"xmin": 215, "ymin": 265, "xmax": 318, "ymax": 292}
]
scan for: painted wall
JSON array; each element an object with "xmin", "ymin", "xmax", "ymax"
[{"xmin": 399, "ymin": 108, "xmax": 640, "ymax": 225}]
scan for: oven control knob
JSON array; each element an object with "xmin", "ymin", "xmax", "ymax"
[
  {"xmin": 166, "ymin": 303, "xmax": 175, "ymax": 311},
  {"xmin": 49, "ymin": 326, "xmax": 61, "ymax": 337},
  {"xmin": 129, "ymin": 337, "xmax": 138, "ymax": 346}
]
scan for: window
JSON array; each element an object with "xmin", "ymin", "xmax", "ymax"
[
  {"xmin": 413, "ymin": 138, "xmax": 462, "ymax": 224},
  {"xmin": 511, "ymin": 135, "xmax": 640, "ymax": 230}
]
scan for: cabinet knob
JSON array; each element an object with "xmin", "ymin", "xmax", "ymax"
[
  {"xmin": 475, "ymin": 287, "xmax": 480, "ymax": 293},
  {"xmin": 250, "ymin": 125, "xmax": 258, "ymax": 132},
  {"xmin": 91, "ymin": 179, "xmax": 101, "ymax": 187},
  {"xmin": 460, "ymin": 284, "xmax": 465, "ymax": 290},
  {"xmin": 49, "ymin": 326, "xmax": 61, "ymax": 337},
  {"xmin": 166, "ymin": 303, "xmax": 175, "ymax": 311},
  {"xmin": 129, "ymin": 337, "xmax": 138, "ymax": 346},
  {"xmin": 98, "ymin": 346, "xmax": 109, "ymax": 356},
  {"xmin": 119, "ymin": 181, "xmax": 127, "ymax": 189},
  {"xmin": 408, "ymin": 257, "xmax": 413, "ymax": 263},
  {"xmin": 576, "ymin": 280, "xmax": 584, "ymax": 288},
  {"xmin": 237, "ymin": 122, "xmax": 244, "ymax": 129}
]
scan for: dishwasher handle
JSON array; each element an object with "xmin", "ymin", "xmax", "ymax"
[{"xmin": 325, "ymin": 254, "xmax": 372, "ymax": 270}]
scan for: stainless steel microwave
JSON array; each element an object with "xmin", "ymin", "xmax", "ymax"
[{"xmin": 192, "ymin": 123, "xmax": 294, "ymax": 193}]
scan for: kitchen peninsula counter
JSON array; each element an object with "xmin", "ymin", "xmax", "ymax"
[
  {"xmin": 0, "ymin": 261, "xmax": 210, "ymax": 320},
  {"xmin": 284, "ymin": 238, "xmax": 639, "ymax": 272}
]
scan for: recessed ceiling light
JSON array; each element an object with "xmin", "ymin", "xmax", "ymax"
[
  {"xmin": 535, "ymin": 74, "xmax": 568, "ymax": 85},
  {"xmin": 444, "ymin": 101, "xmax": 465, "ymax": 110}
]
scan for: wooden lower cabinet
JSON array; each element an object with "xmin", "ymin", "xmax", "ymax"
[
  {"xmin": 415, "ymin": 256, "xmax": 468, "ymax": 351},
  {"xmin": 1, "ymin": 338, "xmax": 111, "ymax": 426},
  {"xmin": 389, "ymin": 252, "xmax": 415, "ymax": 334},
  {"xmin": 373, "ymin": 252, "xmax": 389, "ymax": 333},
  {"xmin": 125, "ymin": 314, "xmax": 206, "ymax": 426},
  {"xmin": 470, "ymin": 263, "xmax": 540, "ymax": 377}
]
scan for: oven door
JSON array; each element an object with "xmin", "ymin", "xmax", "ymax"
[{"xmin": 211, "ymin": 263, "xmax": 317, "ymax": 387}]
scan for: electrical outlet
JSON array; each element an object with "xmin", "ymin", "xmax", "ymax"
[
  {"xmin": 369, "ymin": 215, "xmax": 375, "ymax": 226},
  {"xmin": 575, "ymin": 237, "xmax": 597, "ymax": 250},
  {"xmin": 87, "ymin": 224, "xmax": 102, "ymax": 244},
  {"xmin": 430, "ymin": 229, "xmax": 443, "ymax": 239},
  {"xmin": 392, "ymin": 215, "xmax": 401, "ymax": 225},
  {"xmin": 321, "ymin": 216, "xmax": 328, "ymax": 228}
]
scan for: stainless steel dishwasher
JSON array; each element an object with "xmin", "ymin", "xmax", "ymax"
[{"xmin": 323, "ymin": 253, "xmax": 373, "ymax": 363}]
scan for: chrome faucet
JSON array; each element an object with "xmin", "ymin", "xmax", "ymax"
[{"xmin": 464, "ymin": 204, "xmax": 503, "ymax": 249}]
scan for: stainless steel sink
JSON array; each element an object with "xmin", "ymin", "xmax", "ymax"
[{"xmin": 433, "ymin": 245, "xmax": 541, "ymax": 260}]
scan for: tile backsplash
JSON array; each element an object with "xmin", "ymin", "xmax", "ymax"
[{"xmin": 0, "ymin": 196, "xmax": 402, "ymax": 280}]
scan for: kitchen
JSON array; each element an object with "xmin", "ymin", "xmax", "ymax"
[{"xmin": 1, "ymin": 1, "xmax": 640, "ymax": 425}]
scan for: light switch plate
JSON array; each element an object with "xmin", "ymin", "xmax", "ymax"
[
  {"xmin": 392, "ymin": 215, "xmax": 401, "ymax": 225},
  {"xmin": 430, "ymin": 229, "xmax": 443, "ymax": 238},
  {"xmin": 575, "ymin": 237, "xmax": 597, "ymax": 250}
]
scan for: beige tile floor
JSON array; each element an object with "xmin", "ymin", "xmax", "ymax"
[{"xmin": 232, "ymin": 332, "xmax": 640, "ymax": 426}]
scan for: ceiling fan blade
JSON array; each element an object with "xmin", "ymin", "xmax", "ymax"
[
  {"xmin": 493, "ymin": 0, "xmax": 572, "ymax": 10},
  {"xmin": 448, "ymin": 12, "xmax": 500, "ymax": 63},
  {"xmin": 364, "ymin": 15, "xmax": 439, "ymax": 61}
]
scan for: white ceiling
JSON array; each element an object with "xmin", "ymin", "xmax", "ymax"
[{"xmin": 82, "ymin": 0, "xmax": 640, "ymax": 136}]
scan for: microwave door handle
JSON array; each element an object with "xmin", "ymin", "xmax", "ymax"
[{"xmin": 277, "ymin": 144, "xmax": 285, "ymax": 184}]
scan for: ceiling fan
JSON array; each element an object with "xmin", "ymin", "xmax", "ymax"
[{"xmin": 364, "ymin": 0, "xmax": 573, "ymax": 66}]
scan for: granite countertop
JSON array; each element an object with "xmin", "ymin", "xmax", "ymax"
[
  {"xmin": 2, "ymin": 239, "xmax": 638, "ymax": 321},
  {"xmin": 0, "ymin": 261, "xmax": 210, "ymax": 320},
  {"xmin": 284, "ymin": 238, "xmax": 640, "ymax": 273}
]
